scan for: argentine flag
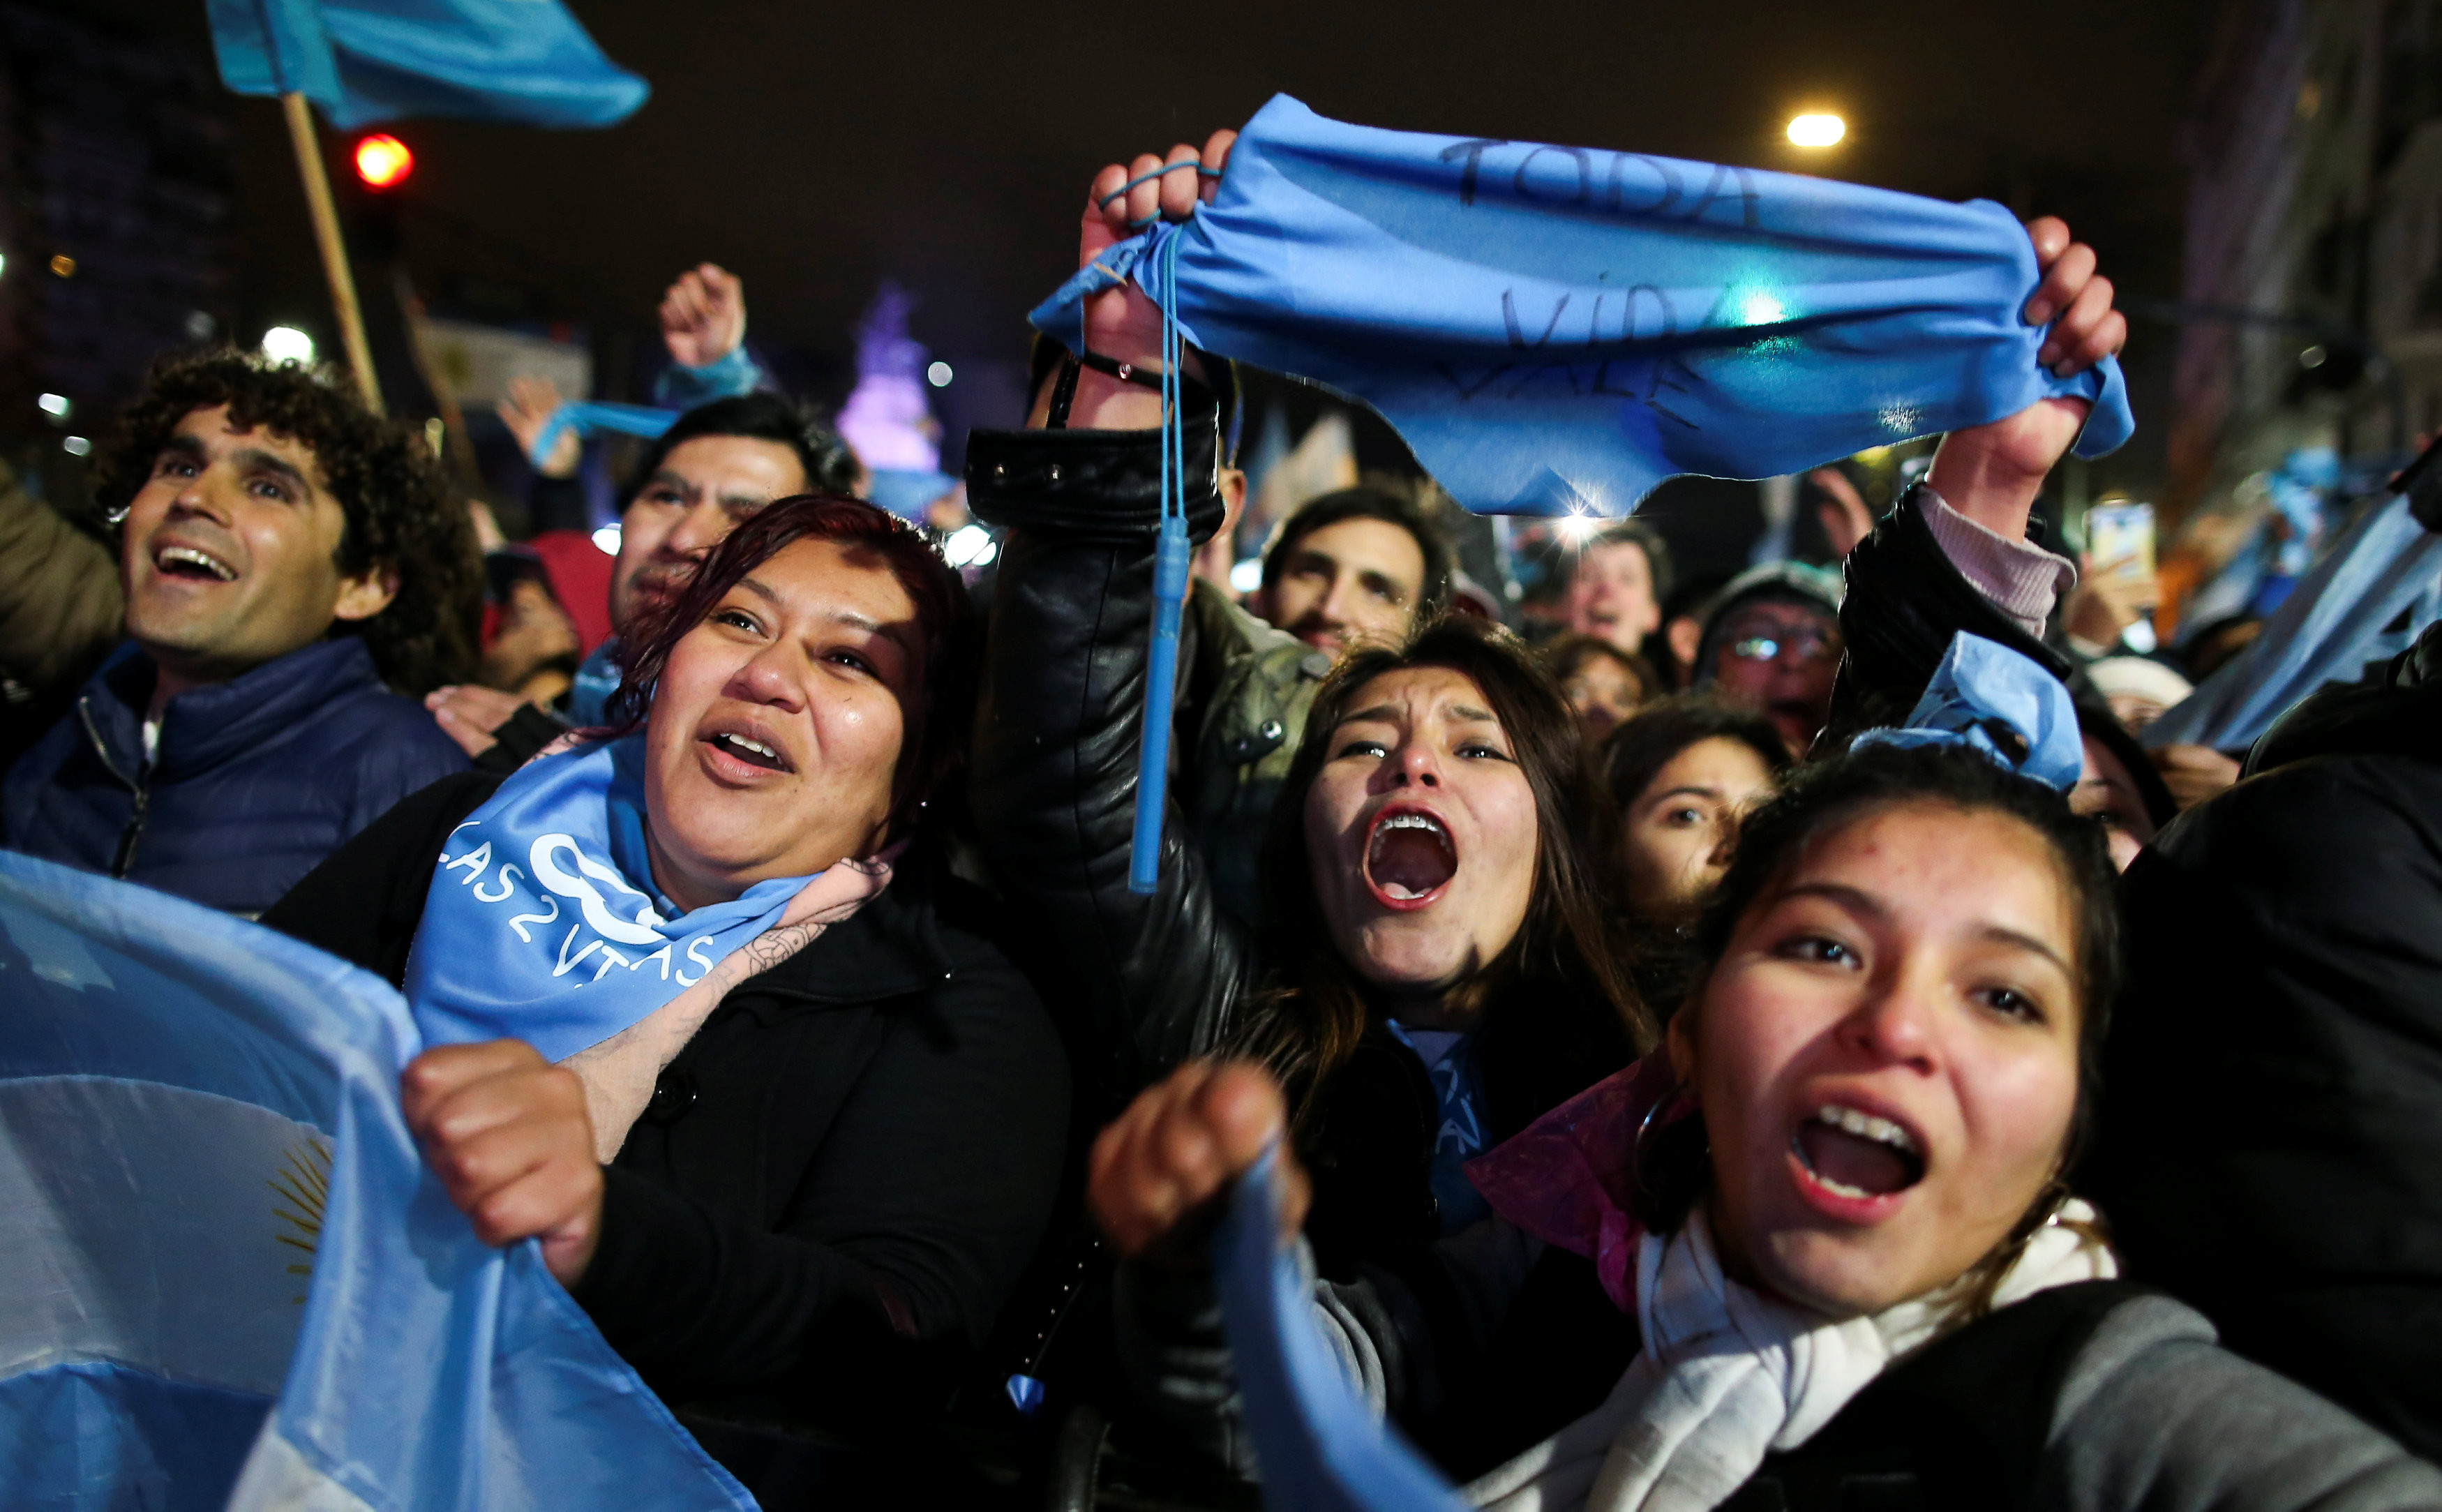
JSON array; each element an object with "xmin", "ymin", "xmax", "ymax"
[{"xmin": 0, "ymin": 852, "xmax": 750, "ymax": 1511}]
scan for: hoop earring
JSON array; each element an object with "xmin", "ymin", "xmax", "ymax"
[{"xmin": 1631, "ymin": 1085, "xmax": 1701, "ymax": 1204}]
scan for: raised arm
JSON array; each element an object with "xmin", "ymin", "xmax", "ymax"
[
  {"xmin": 966, "ymin": 132, "xmax": 1270, "ymax": 1104},
  {"xmin": 1827, "ymin": 217, "xmax": 2126, "ymax": 740}
]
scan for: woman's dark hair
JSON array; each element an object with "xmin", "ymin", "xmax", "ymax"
[
  {"xmin": 621, "ymin": 393, "xmax": 860, "ymax": 507},
  {"xmin": 1638, "ymin": 742, "xmax": 2120, "ymax": 1248},
  {"xmin": 1598, "ymin": 693, "xmax": 1792, "ymax": 813},
  {"xmin": 601, "ymin": 494, "xmax": 976, "ymax": 830},
  {"xmin": 92, "ymin": 347, "xmax": 481, "ymax": 695},
  {"xmin": 1241, "ymin": 614, "xmax": 1651, "ymax": 1118},
  {"xmin": 1260, "ymin": 486, "xmax": 1456, "ymax": 623},
  {"xmin": 1538, "ymin": 634, "xmax": 1662, "ymax": 708}
]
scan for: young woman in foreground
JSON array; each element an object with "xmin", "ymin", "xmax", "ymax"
[{"xmin": 1089, "ymin": 741, "xmax": 2439, "ymax": 1509}]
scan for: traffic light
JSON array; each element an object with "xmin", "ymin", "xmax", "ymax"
[{"xmin": 352, "ymin": 134, "xmax": 413, "ymax": 190}]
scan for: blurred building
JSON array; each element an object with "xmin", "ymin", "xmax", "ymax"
[
  {"xmin": 2173, "ymin": 0, "xmax": 2442, "ymax": 509},
  {"xmin": 0, "ymin": 0, "xmax": 234, "ymax": 485}
]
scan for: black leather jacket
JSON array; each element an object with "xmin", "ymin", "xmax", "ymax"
[
  {"xmin": 964, "ymin": 414, "xmax": 1637, "ymax": 1275},
  {"xmin": 1824, "ymin": 482, "xmax": 2078, "ymax": 748},
  {"xmin": 966, "ymin": 414, "xmax": 1261, "ymax": 1105}
]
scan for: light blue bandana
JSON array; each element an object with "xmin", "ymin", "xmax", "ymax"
[
  {"xmin": 1852, "ymin": 631, "xmax": 2083, "ymax": 791},
  {"xmin": 1032, "ymin": 94, "xmax": 2133, "ymax": 517},
  {"xmin": 403, "ymin": 735, "xmax": 823, "ymax": 1061}
]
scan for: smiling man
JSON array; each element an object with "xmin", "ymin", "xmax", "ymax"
[
  {"xmin": 1250, "ymin": 486, "xmax": 1453, "ymax": 659},
  {"xmin": 1, "ymin": 350, "xmax": 480, "ymax": 913}
]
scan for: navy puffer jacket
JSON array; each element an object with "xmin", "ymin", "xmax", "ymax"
[{"xmin": 2, "ymin": 638, "xmax": 467, "ymax": 914}]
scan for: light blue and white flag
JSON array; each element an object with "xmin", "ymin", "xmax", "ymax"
[
  {"xmin": 2143, "ymin": 491, "xmax": 2442, "ymax": 754},
  {"xmin": 1213, "ymin": 1147, "xmax": 1471, "ymax": 1512},
  {"xmin": 206, "ymin": 0, "xmax": 649, "ymax": 130},
  {"xmin": 1033, "ymin": 95, "xmax": 2134, "ymax": 517},
  {"xmin": 0, "ymin": 851, "xmax": 751, "ymax": 1512}
]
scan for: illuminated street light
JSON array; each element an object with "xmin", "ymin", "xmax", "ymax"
[
  {"xmin": 261, "ymin": 327, "xmax": 315, "ymax": 365},
  {"xmin": 1786, "ymin": 113, "xmax": 1846, "ymax": 148}
]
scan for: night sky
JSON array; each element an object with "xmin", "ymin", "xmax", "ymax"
[{"xmin": 89, "ymin": 0, "xmax": 2210, "ymax": 482}]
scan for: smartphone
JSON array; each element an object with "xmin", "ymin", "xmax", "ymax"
[{"xmin": 2084, "ymin": 502, "xmax": 2156, "ymax": 582}]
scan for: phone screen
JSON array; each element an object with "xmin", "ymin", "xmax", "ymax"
[{"xmin": 2085, "ymin": 502, "xmax": 2156, "ymax": 582}]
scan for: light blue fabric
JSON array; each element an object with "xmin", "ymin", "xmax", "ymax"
[
  {"xmin": 403, "ymin": 734, "xmax": 817, "ymax": 1063},
  {"xmin": 206, "ymin": 0, "xmax": 648, "ymax": 130},
  {"xmin": 0, "ymin": 850, "xmax": 749, "ymax": 1512},
  {"xmin": 866, "ymin": 467, "xmax": 958, "ymax": 522},
  {"xmin": 1852, "ymin": 631, "xmax": 2083, "ymax": 791},
  {"xmin": 1215, "ymin": 1146, "xmax": 1471, "ymax": 1512},
  {"xmin": 530, "ymin": 400, "xmax": 681, "ymax": 470},
  {"xmin": 654, "ymin": 345, "xmax": 771, "ymax": 411},
  {"xmin": 2144, "ymin": 491, "xmax": 2442, "ymax": 753},
  {"xmin": 1033, "ymin": 95, "xmax": 2133, "ymax": 518},
  {"xmin": 565, "ymin": 635, "xmax": 624, "ymax": 728}
]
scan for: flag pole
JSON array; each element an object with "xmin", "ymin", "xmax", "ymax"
[{"xmin": 278, "ymin": 91, "xmax": 383, "ymax": 414}]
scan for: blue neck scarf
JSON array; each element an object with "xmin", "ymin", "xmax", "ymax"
[
  {"xmin": 1032, "ymin": 95, "xmax": 2133, "ymax": 516},
  {"xmin": 1852, "ymin": 631, "xmax": 2083, "ymax": 791},
  {"xmin": 403, "ymin": 736, "xmax": 822, "ymax": 1062}
]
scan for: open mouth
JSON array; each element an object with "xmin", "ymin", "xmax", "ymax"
[
  {"xmin": 1364, "ymin": 808, "xmax": 1458, "ymax": 907},
  {"xmin": 703, "ymin": 729, "xmax": 791, "ymax": 774},
  {"xmin": 1791, "ymin": 1105, "xmax": 1925, "ymax": 1202},
  {"xmin": 154, "ymin": 544, "xmax": 236, "ymax": 582}
]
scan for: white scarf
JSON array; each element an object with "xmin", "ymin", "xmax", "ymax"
[{"xmin": 1463, "ymin": 1199, "xmax": 2115, "ymax": 1512}]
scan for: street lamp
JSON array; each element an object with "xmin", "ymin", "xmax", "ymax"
[{"xmin": 1786, "ymin": 113, "xmax": 1846, "ymax": 149}]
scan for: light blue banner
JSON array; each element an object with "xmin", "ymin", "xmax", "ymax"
[
  {"xmin": 1213, "ymin": 1148, "xmax": 1471, "ymax": 1512},
  {"xmin": 207, "ymin": 0, "xmax": 649, "ymax": 130},
  {"xmin": 0, "ymin": 851, "xmax": 751, "ymax": 1512},
  {"xmin": 1034, "ymin": 95, "xmax": 2133, "ymax": 517},
  {"xmin": 2144, "ymin": 491, "xmax": 2442, "ymax": 753}
]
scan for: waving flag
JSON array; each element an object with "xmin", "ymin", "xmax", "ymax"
[
  {"xmin": 0, "ymin": 853, "xmax": 749, "ymax": 1512},
  {"xmin": 1034, "ymin": 95, "xmax": 2134, "ymax": 517},
  {"xmin": 1213, "ymin": 1148, "xmax": 1470, "ymax": 1512},
  {"xmin": 206, "ymin": 0, "xmax": 649, "ymax": 129}
]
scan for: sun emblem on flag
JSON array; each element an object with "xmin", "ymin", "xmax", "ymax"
[{"xmin": 271, "ymin": 1138, "xmax": 331, "ymax": 1305}]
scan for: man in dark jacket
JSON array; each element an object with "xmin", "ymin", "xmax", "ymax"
[
  {"xmin": 1, "ymin": 349, "xmax": 481, "ymax": 914},
  {"xmin": 2085, "ymin": 617, "xmax": 2442, "ymax": 1462}
]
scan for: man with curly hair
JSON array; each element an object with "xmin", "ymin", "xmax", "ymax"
[{"xmin": 2, "ymin": 349, "xmax": 481, "ymax": 914}]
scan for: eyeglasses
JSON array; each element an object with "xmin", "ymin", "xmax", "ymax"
[{"xmin": 1727, "ymin": 632, "xmax": 1837, "ymax": 665}]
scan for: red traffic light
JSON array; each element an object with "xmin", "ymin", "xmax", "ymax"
[{"xmin": 353, "ymin": 134, "xmax": 413, "ymax": 190}]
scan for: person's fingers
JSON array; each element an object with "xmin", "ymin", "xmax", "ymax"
[
  {"xmin": 1092, "ymin": 1107, "xmax": 1185, "ymax": 1255},
  {"xmin": 1196, "ymin": 1062, "xmax": 1289, "ymax": 1172},
  {"xmin": 1124, "ymin": 151, "xmax": 1167, "ymax": 233},
  {"xmin": 2023, "ymin": 216, "xmax": 2072, "ymax": 272},
  {"xmin": 2024, "ymin": 239, "xmax": 2095, "ymax": 329},
  {"xmin": 400, "ymin": 1041, "xmax": 545, "ymax": 1132},
  {"xmin": 2039, "ymin": 274, "xmax": 2115, "ymax": 368},
  {"xmin": 1086, "ymin": 160, "xmax": 1132, "ymax": 243},
  {"xmin": 2055, "ymin": 307, "xmax": 2127, "ymax": 376},
  {"xmin": 1199, "ymin": 129, "xmax": 1238, "ymax": 202},
  {"xmin": 1158, "ymin": 143, "xmax": 1201, "ymax": 221},
  {"xmin": 462, "ymin": 1144, "xmax": 599, "ymax": 1250},
  {"xmin": 1088, "ymin": 1063, "xmax": 1217, "ymax": 1254},
  {"xmin": 704, "ymin": 264, "xmax": 740, "ymax": 306}
]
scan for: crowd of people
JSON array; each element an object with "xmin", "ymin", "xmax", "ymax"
[{"xmin": 3, "ymin": 123, "xmax": 2440, "ymax": 1510}]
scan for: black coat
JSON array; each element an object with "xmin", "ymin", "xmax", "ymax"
[
  {"xmin": 2085, "ymin": 626, "xmax": 2442, "ymax": 1461},
  {"xmin": 261, "ymin": 772, "xmax": 1071, "ymax": 1414},
  {"xmin": 965, "ymin": 415, "xmax": 1635, "ymax": 1275}
]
